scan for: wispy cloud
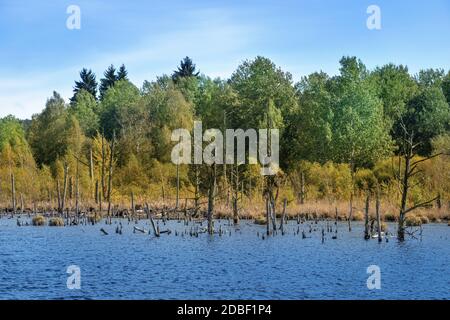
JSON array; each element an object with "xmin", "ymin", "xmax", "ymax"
[
  {"xmin": 2, "ymin": 1, "xmax": 449, "ymax": 119},
  {"xmin": 0, "ymin": 7, "xmax": 260, "ymax": 119}
]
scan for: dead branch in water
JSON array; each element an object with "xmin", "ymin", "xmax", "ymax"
[{"xmin": 145, "ymin": 203, "xmax": 160, "ymax": 237}]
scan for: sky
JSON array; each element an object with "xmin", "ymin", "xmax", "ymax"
[{"xmin": 0, "ymin": 0, "xmax": 449, "ymax": 119}]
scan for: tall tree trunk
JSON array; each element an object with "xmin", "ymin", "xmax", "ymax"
[
  {"xmin": 20, "ymin": 193, "xmax": 24, "ymax": 214},
  {"xmin": 131, "ymin": 191, "xmax": 135, "ymax": 219},
  {"xmin": 398, "ymin": 152, "xmax": 411, "ymax": 241},
  {"xmin": 223, "ymin": 110, "xmax": 229, "ymax": 208},
  {"xmin": 348, "ymin": 194, "xmax": 353, "ymax": 232},
  {"xmin": 47, "ymin": 187, "xmax": 51, "ymax": 206},
  {"xmin": 300, "ymin": 171, "xmax": 305, "ymax": 204},
  {"xmin": 270, "ymin": 194, "xmax": 277, "ymax": 231},
  {"xmin": 107, "ymin": 134, "xmax": 115, "ymax": 217},
  {"xmin": 145, "ymin": 203, "xmax": 160, "ymax": 237},
  {"xmin": 207, "ymin": 166, "xmax": 216, "ymax": 235},
  {"xmin": 68, "ymin": 176, "xmax": 73, "ymax": 200},
  {"xmin": 376, "ymin": 188, "xmax": 382, "ymax": 243},
  {"xmin": 57, "ymin": 180, "xmax": 61, "ymax": 213},
  {"xmin": 348, "ymin": 159, "xmax": 355, "ymax": 232},
  {"xmin": 233, "ymin": 165, "xmax": 239, "ymax": 225},
  {"xmin": 364, "ymin": 194, "xmax": 370, "ymax": 240},
  {"xmin": 61, "ymin": 164, "xmax": 69, "ymax": 214},
  {"xmin": 10, "ymin": 173, "xmax": 16, "ymax": 214},
  {"xmin": 280, "ymin": 199, "xmax": 287, "ymax": 234},
  {"xmin": 396, "ymin": 134, "xmax": 441, "ymax": 241},
  {"xmin": 95, "ymin": 180, "xmax": 99, "ymax": 204},
  {"xmin": 89, "ymin": 147, "xmax": 94, "ymax": 200},
  {"xmin": 75, "ymin": 159, "xmax": 80, "ymax": 224},
  {"xmin": 100, "ymin": 134, "xmax": 106, "ymax": 212},
  {"xmin": 194, "ymin": 165, "xmax": 200, "ymax": 216}
]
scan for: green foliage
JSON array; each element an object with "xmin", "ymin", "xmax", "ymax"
[
  {"xmin": 2, "ymin": 56, "xmax": 449, "ymax": 211},
  {"xmin": 292, "ymin": 72, "xmax": 333, "ymax": 164},
  {"xmin": 354, "ymin": 168, "xmax": 377, "ymax": 192},
  {"xmin": 100, "ymin": 65, "xmax": 119, "ymax": 100},
  {"xmin": 230, "ymin": 56, "xmax": 298, "ymax": 169},
  {"xmin": 442, "ymin": 71, "xmax": 450, "ymax": 105},
  {"xmin": 0, "ymin": 116, "xmax": 38, "ymax": 204},
  {"xmin": 71, "ymin": 68, "xmax": 98, "ymax": 103},
  {"xmin": 306, "ymin": 162, "xmax": 352, "ymax": 200},
  {"xmin": 369, "ymin": 64, "xmax": 417, "ymax": 126},
  {"xmin": 115, "ymin": 153, "xmax": 149, "ymax": 195},
  {"xmin": 99, "ymin": 79, "xmax": 141, "ymax": 140},
  {"xmin": 172, "ymin": 56, "xmax": 200, "ymax": 83},
  {"xmin": 337, "ymin": 56, "xmax": 369, "ymax": 83},
  {"xmin": 68, "ymin": 89, "xmax": 99, "ymax": 137},
  {"xmin": 394, "ymin": 85, "xmax": 450, "ymax": 155},
  {"xmin": 424, "ymin": 134, "xmax": 450, "ymax": 199},
  {"xmin": 195, "ymin": 76, "xmax": 239, "ymax": 128},
  {"xmin": 416, "ymin": 69, "xmax": 445, "ymax": 88},
  {"xmin": 142, "ymin": 79, "xmax": 193, "ymax": 162},
  {"xmin": 117, "ymin": 64, "xmax": 128, "ymax": 81},
  {"xmin": 28, "ymin": 92, "xmax": 68, "ymax": 166},
  {"xmin": 331, "ymin": 57, "xmax": 393, "ymax": 167},
  {"xmin": 29, "ymin": 93, "xmax": 86, "ymax": 168},
  {"xmin": 230, "ymin": 56, "xmax": 297, "ymax": 130},
  {"xmin": 0, "ymin": 116, "xmax": 33, "ymax": 164},
  {"xmin": 431, "ymin": 133, "xmax": 450, "ymax": 154},
  {"xmin": 372, "ymin": 158, "xmax": 394, "ymax": 184}
]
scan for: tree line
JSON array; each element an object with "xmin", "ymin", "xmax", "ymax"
[{"xmin": 1, "ymin": 56, "xmax": 449, "ymax": 239}]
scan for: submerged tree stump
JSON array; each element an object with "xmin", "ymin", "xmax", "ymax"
[
  {"xmin": 364, "ymin": 194, "xmax": 370, "ymax": 240},
  {"xmin": 145, "ymin": 203, "xmax": 160, "ymax": 237}
]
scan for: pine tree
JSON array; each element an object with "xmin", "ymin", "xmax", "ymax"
[
  {"xmin": 117, "ymin": 64, "xmax": 128, "ymax": 81},
  {"xmin": 172, "ymin": 57, "xmax": 200, "ymax": 83},
  {"xmin": 99, "ymin": 65, "xmax": 118, "ymax": 100},
  {"xmin": 70, "ymin": 69, "xmax": 98, "ymax": 103}
]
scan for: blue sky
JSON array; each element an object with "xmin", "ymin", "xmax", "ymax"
[{"xmin": 0, "ymin": 0, "xmax": 449, "ymax": 119}]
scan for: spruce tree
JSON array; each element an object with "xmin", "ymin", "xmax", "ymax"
[
  {"xmin": 99, "ymin": 65, "xmax": 118, "ymax": 100},
  {"xmin": 70, "ymin": 68, "xmax": 98, "ymax": 103},
  {"xmin": 117, "ymin": 64, "xmax": 128, "ymax": 81},
  {"xmin": 172, "ymin": 57, "xmax": 199, "ymax": 83}
]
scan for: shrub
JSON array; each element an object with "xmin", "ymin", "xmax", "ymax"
[
  {"xmin": 384, "ymin": 212, "xmax": 397, "ymax": 222},
  {"xmin": 87, "ymin": 213, "xmax": 102, "ymax": 224},
  {"xmin": 254, "ymin": 216, "xmax": 267, "ymax": 225},
  {"xmin": 352, "ymin": 211, "xmax": 364, "ymax": 221},
  {"xmin": 307, "ymin": 162, "xmax": 351, "ymax": 200},
  {"xmin": 405, "ymin": 215, "xmax": 422, "ymax": 227},
  {"xmin": 49, "ymin": 217, "xmax": 64, "ymax": 226},
  {"xmin": 355, "ymin": 169, "xmax": 377, "ymax": 192},
  {"xmin": 373, "ymin": 159, "xmax": 394, "ymax": 184},
  {"xmin": 32, "ymin": 215, "xmax": 45, "ymax": 226},
  {"xmin": 418, "ymin": 215, "xmax": 430, "ymax": 224},
  {"xmin": 425, "ymin": 210, "xmax": 442, "ymax": 222}
]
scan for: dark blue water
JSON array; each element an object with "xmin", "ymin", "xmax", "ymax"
[{"xmin": 0, "ymin": 217, "xmax": 449, "ymax": 300}]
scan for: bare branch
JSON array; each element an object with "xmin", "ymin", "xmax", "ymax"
[
  {"xmin": 403, "ymin": 196, "xmax": 439, "ymax": 215},
  {"xmin": 411, "ymin": 153, "xmax": 442, "ymax": 167},
  {"xmin": 72, "ymin": 154, "xmax": 89, "ymax": 168}
]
